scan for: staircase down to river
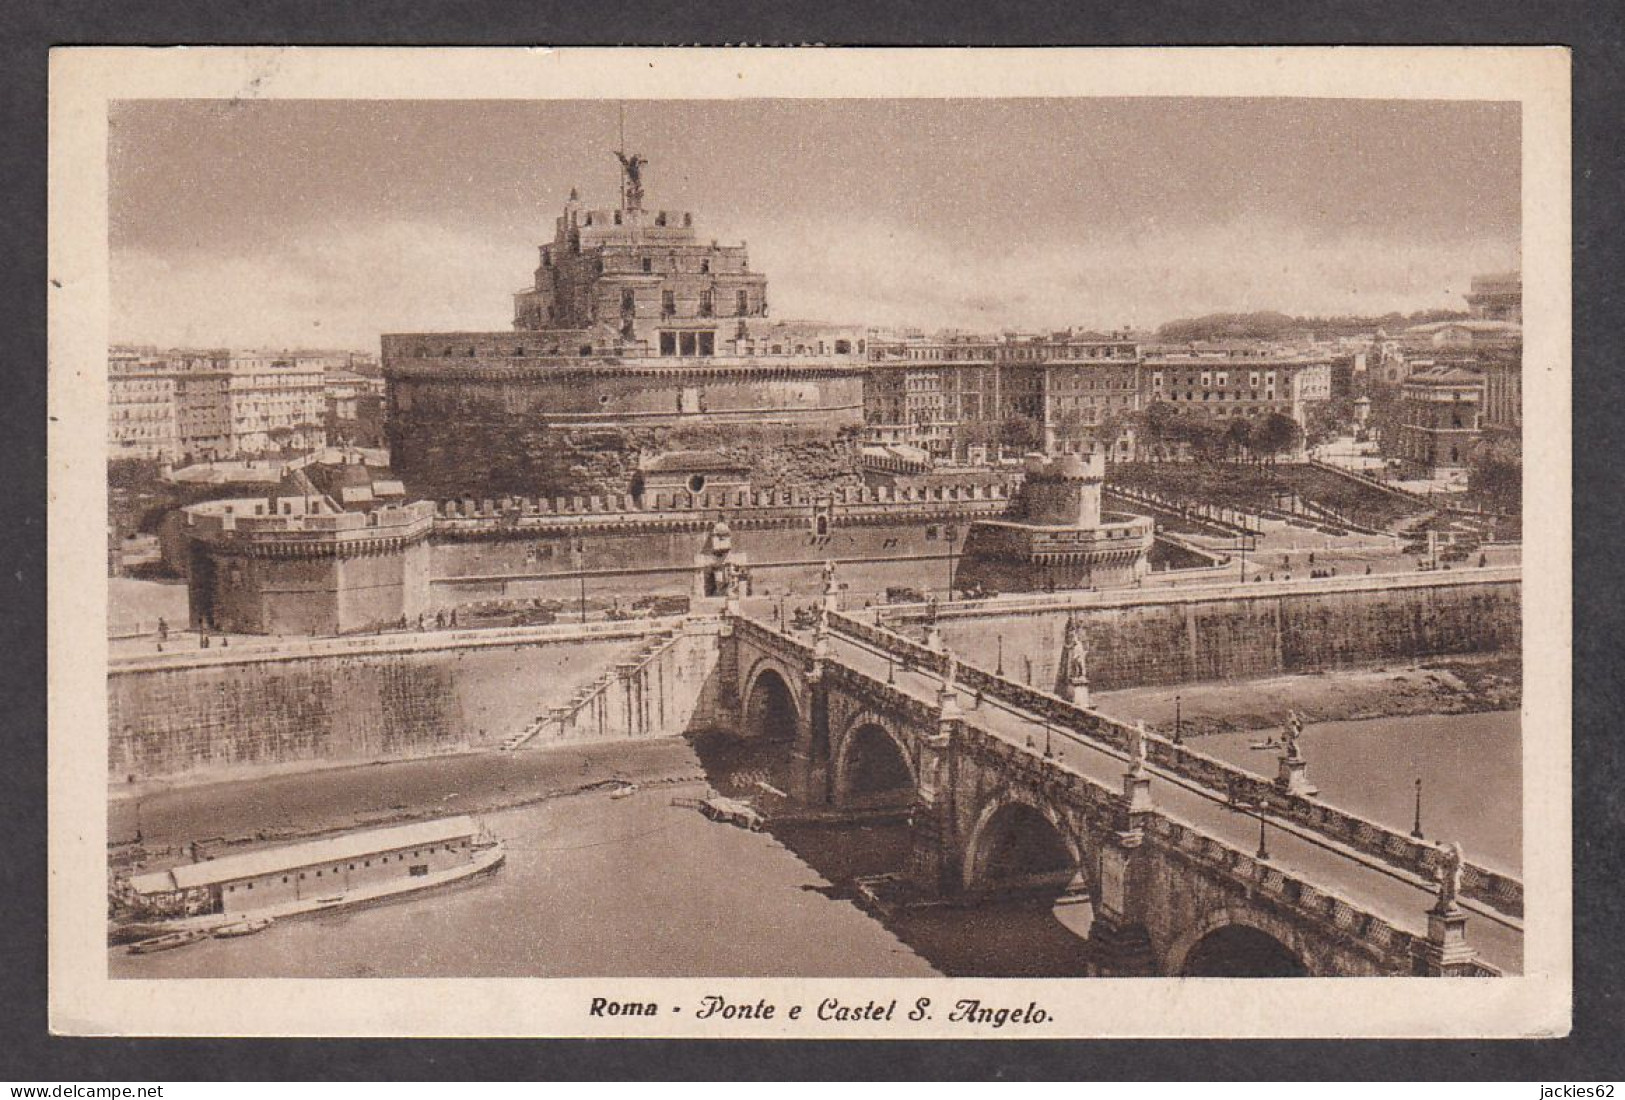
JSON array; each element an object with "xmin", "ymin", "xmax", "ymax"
[{"xmin": 502, "ymin": 627, "xmax": 681, "ymax": 751}]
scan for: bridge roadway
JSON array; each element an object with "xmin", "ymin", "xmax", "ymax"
[{"xmin": 775, "ymin": 615, "xmax": 1522, "ymax": 975}]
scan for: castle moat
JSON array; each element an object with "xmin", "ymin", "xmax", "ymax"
[{"xmin": 110, "ymin": 707, "xmax": 1519, "ymax": 979}]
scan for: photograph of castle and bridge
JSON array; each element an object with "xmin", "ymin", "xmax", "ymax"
[{"xmin": 102, "ymin": 91, "xmax": 1528, "ymax": 986}]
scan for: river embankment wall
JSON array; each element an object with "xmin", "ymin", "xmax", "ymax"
[
  {"xmin": 108, "ymin": 621, "xmax": 725, "ymax": 784},
  {"xmin": 915, "ymin": 572, "xmax": 1521, "ymax": 692}
]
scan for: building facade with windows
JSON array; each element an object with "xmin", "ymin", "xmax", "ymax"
[
  {"xmin": 1479, "ymin": 347, "xmax": 1523, "ymax": 439},
  {"xmin": 1141, "ymin": 347, "xmax": 1332, "ymax": 446},
  {"xmin": 1395, "ymin": 366, "xmax": 1485, "ymax": 472},
  {"xmin": 221, "ymin": 352, "xmax": 329, "ymax": 455},
  {"xmin": 1003, "ymin": 336, "xmax": 1140, "ymax": 459},
  {"xmin": 864, "ymin": 333, "xmax": 1140, "ymax": 461},
  {"xmin": 108, "ymin": 350, "xmax": 181, "ymax": 461},
  {"xmin": 864, "ymin": 337, "xmax": 999, "ymax": 459},
  {"xmin": 110, "ymin": 349, "xmax": 330, "ymax": 462}
]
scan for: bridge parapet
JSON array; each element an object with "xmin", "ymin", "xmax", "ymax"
[
  {"xmin": 1148, "ymin": 814, "xmax": 1502, "ymax": 976},
  {"xmin": 952, "ymin": 720, "xmax": 1130, "ymax": 834},
  {"xmin": 824, "ymin": 610, "xmax": 1523, "ymax": 919},
  {"xmin": 733, "ymin": 613, "xmax": 817, "ymax": 666},
  {"xmin": 822, "ymin": 659, "xmax": 943, "ymax": 730},
  {"xmin": 1146, "ymin": 815, "xmax": 1427, "ymax": 974}
]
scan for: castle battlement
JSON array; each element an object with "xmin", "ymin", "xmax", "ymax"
[
  {"xmin": 430, "ymin": 480, "xmax": 1013, "ymax": 529},
  {"xmin": 185, "ymin": 498, "xmax": 437, "ymax": 553},
  {"xmin": 1022, "ymin": 451, "xmax": 1105, "ymax": 483}
]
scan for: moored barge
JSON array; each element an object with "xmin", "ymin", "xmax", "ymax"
[{"xmin": 122, "ymin": 815, "xmax": 504, "ymax": 938}]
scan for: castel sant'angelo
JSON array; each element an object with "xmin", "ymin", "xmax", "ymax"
[
  {"xmin": 173, "ymin": 152, "xmax": 1155, "ymax": 636},
  {"xmin": 382, "ymin": 153, "xmax": 869, "ymax": 501}
]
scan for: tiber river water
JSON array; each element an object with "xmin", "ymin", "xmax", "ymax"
[{"xmin": 111, "ymin": 710, "xmax": 1519, "ymax": 979}]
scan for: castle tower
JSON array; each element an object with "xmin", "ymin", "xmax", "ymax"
[
  {"xmin": 381, "ymin": 154, "xmax": 868, "ymax": 501},
  {"xmin": 509, "ymin": 151, "xmax": 769, "ymax": 346},
  {"xmin": 1056, "ymin": 613, "xmax": 1091, "ymax": 707},
  {"xmin": 950, "ymin": 451, "xmax": 1152, "ymax": 596},
  {"xmin": 1020, "ymin": 451, "xmax": 1104, "ymax": 529}
]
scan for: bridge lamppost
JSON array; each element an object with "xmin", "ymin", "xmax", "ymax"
[
  {"xmin": 573, "ymin": 538, "xmax": 588, "ymax": 624},
  {"xmin": 887, "ymin": 652, "xmax": 895, "ymax": 685},
  {"xmin": 1227, "ymin": 780, "xmax": 1272, "ymax": 861},
  {"xmin": 1043, "ymin": 720, "xmax": 1053, "ymax": 760},
  {"xmin": 1173, "ymin": 693, "xmax": 1183, "ymax": 746},
  {"xmin": 1411, "ymin": 777, "xmax": 1425, "ymax": 839},
  {"xmin": 995, "ymin": 634, "xmax": 1005, "ymax": 677}
]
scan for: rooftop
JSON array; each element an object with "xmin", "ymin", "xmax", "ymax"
[
  {"xmin": 1406, "ymin": 366, "xmax": 1485, "ymax": 386},
  {"xmin": 1403, "ymin": 319, "xmax": 1522, "ymax": 335}
]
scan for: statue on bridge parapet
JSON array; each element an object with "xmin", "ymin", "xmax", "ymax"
[
  {"xmin": 1275, "ymin": 710, "xmax": 1318, "ymax": 797},
  {"xmin": 936, "ymin": 648, "xmax": 961, "ymax": 719},
  {"xmin": 1127, "ymin": 720, "xmax": 1149, "ymax": 776},
  {"xmin": 1418, "ymin": 839, "xmax": 1480, "ymax": 975},
  {"xmin": 821, "ymin": 559, "xmax": 841, "ymax": 614},
  {"xmin": 922, "ymin": 594, "xmax": 946, "ymax": 652},
  {"xmin": 1057, "ymin": 613, "xmax": 1091, "ymax": 707},
  {"xmin": 1284, "ymin": 710, "xmax": 1305, "ymax": 761},
  {"xmin": 1121, "ymin": 720, "xmax": 1154, "ymax": 815},
  {"xmin": 812, "ymin": 601, "xmax": 832, "ymax": 649},
  {"xmin": 1434, "ymin": 840, "xmax": 1466, "ymax": 914}
]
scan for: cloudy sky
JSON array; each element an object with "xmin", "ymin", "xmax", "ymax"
[{"xmin": 109, "ymin": 98, "xmax": 1520, "ymax": 349}]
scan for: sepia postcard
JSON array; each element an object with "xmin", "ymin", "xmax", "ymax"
[{"xmin": 48, "ymin": 46, "xmax": 1571, "ymax": 1038}]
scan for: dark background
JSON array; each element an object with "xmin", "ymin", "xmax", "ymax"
[{"xmin": 2, "ymin": 0, "xmax": 1620, "ymax": 1081}]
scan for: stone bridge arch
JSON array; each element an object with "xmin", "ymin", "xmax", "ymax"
[
  {"xmin": 1162, "ymin": 906, "xmax": 1312, "ymax": 977},
  {"xmin": 739, "ymin": 657, "xmax": 806, "ymax": 743},
  {"xmin": 961, "ymin": 790, "xmax": 1087, "ymax": 898},
  {"xmin": 831, "ymin": 711, "xmax": 917, "ymax": 811}
]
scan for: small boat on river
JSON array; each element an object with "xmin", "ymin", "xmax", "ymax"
[
  {"xmin": 127, "ymin": 928, "xmax": 209, "ymax": 955},
  {"xmin": 212, "ymin": 916, "xmax": 273, "ymax": 938},
  {"xmin": 700, "ymin": 796, "xmax": 764, "ymax": 831}
]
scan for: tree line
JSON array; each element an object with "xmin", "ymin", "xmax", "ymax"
[{"xmin": 1155, "ymin": 309, "xmax": 1470, "ymax": 344}]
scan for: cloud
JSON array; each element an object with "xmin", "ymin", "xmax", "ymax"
[
  {"xmin": 740, "ymin": 214, "xmax": 1520, "ymax": 332},
  {"xmin": 112, "ymin": 221, "xmax": 532, "ymax": 350},
  {"xmin": 113, "ymin": 212, "xmax": 1519, "ymax": 349}
]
